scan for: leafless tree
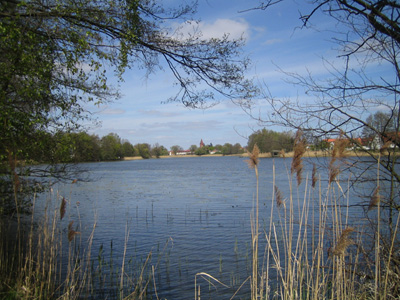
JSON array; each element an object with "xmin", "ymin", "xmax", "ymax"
[{"xmin": 245, "ymin": 1, "xmax": 400, "ymax": 295}]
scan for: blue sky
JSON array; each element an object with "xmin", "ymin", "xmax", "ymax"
[{"xmin": 87, "ymin": 0, "xmax": 347, "ymax": 150}]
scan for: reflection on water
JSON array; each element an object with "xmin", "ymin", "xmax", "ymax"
[{"xmin": 35, "ymin": 156, "xmax": 380, "ymax": 299}]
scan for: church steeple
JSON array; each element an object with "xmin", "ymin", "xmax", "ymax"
[{"xmin": 200, "ymin": 139, "xmax": 205, "ymax": 148}]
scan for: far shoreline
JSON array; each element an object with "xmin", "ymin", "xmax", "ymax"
[{"xmin": 123, "ymin": 149, "xmax": 375, "ymax": 161}]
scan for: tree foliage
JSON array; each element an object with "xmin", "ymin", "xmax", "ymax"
[
  {"xmin": 170, "ymin": 145, "xmax": 183, "ymax": 155},
  {"xmin": 248, "ymin": 129, "xmax": 294, "ymax": 153},
  {"xmin": 122, "ymin": 140, "xmax": 136, "ymax": 157},
  {"xmin": 0, "ymin": 0, "xmax": 256, "ymax": 213},
  {"xmin": 100, "ymin": 133, "xmax": 122, "ymax": 161},
  {"xmin": 135, "ymin": 143, "xmax": 151, "ymax": 159},
  {"xmin": 151, "ymin": 143, "xmax": 168, "ymax": 158}
]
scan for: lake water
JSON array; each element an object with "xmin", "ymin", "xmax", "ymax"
[{"xmin": 36, "ymin": 156, "xmax": 380, "ymax": 299}]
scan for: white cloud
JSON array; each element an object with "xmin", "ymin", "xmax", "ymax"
[
  {"xmin": 99, "ymin": 107, "xmax": 126, "ymax": 115},
  {"xmin": 173, "ymin": 18, "xmax": 250, "ymax": 41},
  {"xmin": 139, "ymin": 109, "xmax": 182, "ymax": 118}
]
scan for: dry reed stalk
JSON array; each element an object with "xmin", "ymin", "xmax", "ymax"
[
  {"xmin": 331, "ymin": 227, "xmax": 355, "ymax": 256},
  {"xmin": 246, "ymin": 144, "xmax": 260, "ymax": 300},
  {"xmin": 280, "ymin": 149, "xmax": 286, "ymax": 158},
  {"xmin": 120, "ymin": 222, "xmax": 130, "ymax": 299},
  {"xmin": 291, "ymin": 130, "xmax": 306, "ymax": 186}
]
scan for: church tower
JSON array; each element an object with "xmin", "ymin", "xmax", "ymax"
[{"xmin": 200, "ymin": 139, "xmax": 205, "ymax": 148}]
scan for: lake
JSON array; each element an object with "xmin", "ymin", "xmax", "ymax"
[{"xmin": 35, "ymin": 156, "xmax": 378, "ymax": 299}]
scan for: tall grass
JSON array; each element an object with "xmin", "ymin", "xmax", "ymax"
[
  {"xmin": 246, "ymin": 135, "xmax": 400, "ymax": 300},
  {"xmin": 0, "ymin": 186, "xmax": 155, "ymax": 300}
]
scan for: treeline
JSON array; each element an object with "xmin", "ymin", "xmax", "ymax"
[
  {"xmin": 21, "ymin": 131, "xmax": 168, "ymax": 163},
  {"xmin": 21, "ymin": 128, "xmax": 297, "ymax": 163},
  {"xmin": 186, "ymin": 142, "xmax": 245, "ymax": 155},
  {"xmin": 247, "ymin": 128, "xmax": 295, "ymax": 153}
]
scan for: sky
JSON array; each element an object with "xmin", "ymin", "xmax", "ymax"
[{"xmin": 86, "ymin": 0, "xmax": 353, "ymax": 150}]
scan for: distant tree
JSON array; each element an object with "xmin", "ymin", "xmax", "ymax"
[
  {"xmin": 362, "ymin": 111, "xmax": 398, "ymax": 139},
  {"xmin": 135, "ymin": 143, "xmax": 151, "ymax": 159},
  {"xmin": 151, "ymin": 143, "xmax": 168, "ymax": 158},
  {"xmin": 232, "ymin": 143, "xmax": 243, "ymax": 154},
  {"xmin": 310, "ymin": 139, "xmax": 330, "ymax": 151},
  {"xmin": 248, "ymin": 129, "xmax": 294, "ymax": 153},
  {"xmin": 51, "ymin": 132, "xmax": 101, "ymax": 162},
  {"xmin": 190, "ymin": 145, "xmax": 198, "ymax": 153},
  {"xmin": 222, "ymin": 143, "xmax": 233, "ymax": 155},
  {"xmin": 100, "ymin": 133, "xmax": 122, "ymax": 161},
  {"xmin": 121, "ymin": 140, "xmax": 136, "ymax": 157},
  {"xmin": 195, "ymin": 146, "xmax": 209, "ymax": 156},
  {"xmin": 170, "ymin": 145, "xmax": 183, "ymax": 155},
  {"xmin": 73, "ymin": 132, "xmax": 101, "ymax": 162},
  {"xmin": 214, "ymin": 144, "xmax": 223, "ymax": 152}
]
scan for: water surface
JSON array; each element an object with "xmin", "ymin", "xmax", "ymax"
[{"xmin": 37, "ymin": 156, "xmax": 378, "ymax": 299}]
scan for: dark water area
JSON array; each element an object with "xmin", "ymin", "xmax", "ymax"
[{"xmin": 33, "ymin": 156, "xmax": 386, "ymax": 299}]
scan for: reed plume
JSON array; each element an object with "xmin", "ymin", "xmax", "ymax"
[
  {"xmin": 329, "ymin": 165, "xmax": 340, "ymax": 184},
  {"xmin": 312, "ymin": 163, "xmax": 318, "ymax": 188},
  {"xmin": 330, "ymin": 131, "xmax": 348, "ymax": 167},
  {"xmin": 68, "ymin": 221, "xmax": 80, "ymax": 242},
  {"xmin": 274, "ymin": 185, "xmax": 284, "ymax": 207},
  {"xmin": 328, "ymin": 133, "xmax": 347, "ymax": 184},
  {"xmin": 334, "ymin": 138, "xmax": 348, "ymax": 159},
  {"xmin": 331, "ymin": 227, "xmax": 354, "ymax": 256},
  {"xmin": 291, "ymin": 130, "xmax": 306, "ymax": 186},
  {"xmin": 368, "ymin": 186, "xmax": 381, "ymax": 211},
  {"xmin": 60, "ymin": 197, "xmax": 67, "ymax": 220},
  {"xmin": 246, "ymin": 144, "xmax": 260, "ymax": 169}
]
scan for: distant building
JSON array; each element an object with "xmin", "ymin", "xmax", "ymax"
[
  {"xmin": 169, "ymin": 149, "xmax": 192, "ymax": 156},
  {"xmin": 209, "ymin": 149, "xmax": 218, "ymax": 155},
  {"xmin": 200, "ymin": 139, "xmax": 205, "ymax": 148}
]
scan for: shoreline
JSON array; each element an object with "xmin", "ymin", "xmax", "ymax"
[{"xmin": 123, "ymin": 149, "xmax": 376, "ymax": 160}]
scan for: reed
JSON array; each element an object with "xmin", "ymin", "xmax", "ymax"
[
  {"xmin": 247, "ymin": 131, "xmax": 400, "ymax": 300},
  {"xmin": 0, "ymin": 187, "xmax": 154, "ymax": 300},
  {"xmin": 246, "ymin": 144, "xmax": 260, "ymax": 300}
]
